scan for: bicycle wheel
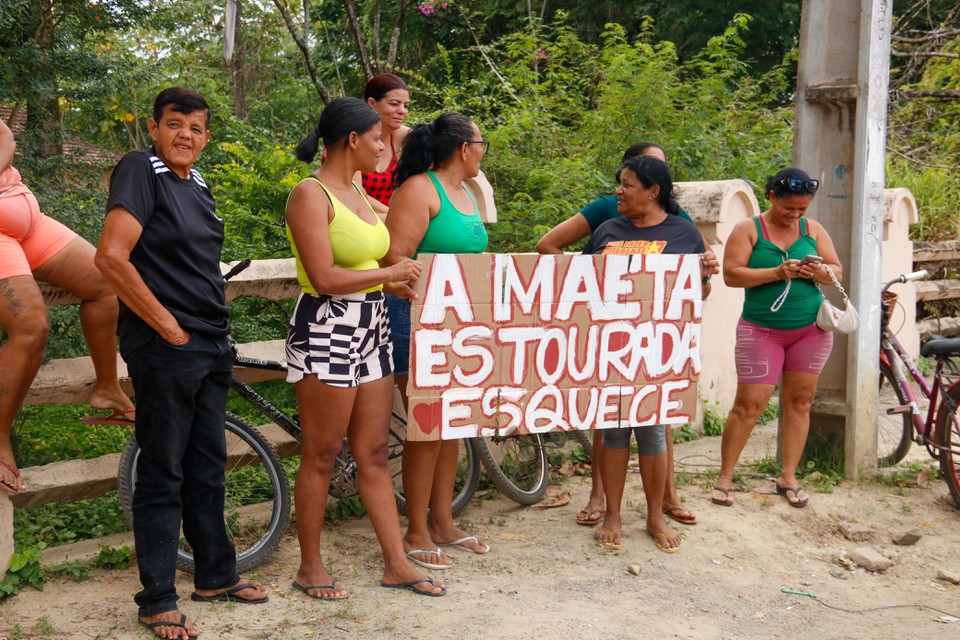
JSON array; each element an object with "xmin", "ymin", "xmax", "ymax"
[
  {"xmin": 389, "ymin": 412, "xmax": 481, "ymax": 518},
  {"xmin": 117, "ymin": 412, "xmax": 292, "ymax": 573},
  {"xmin": 573, "ymin": 429, "xmax": 594, "ymax": 459},
  {"xmin": 877, "ymin": 361, "xmax": 913, "ymax": 467},
  {"xmin": 476, "ymin": 433, "xmax": 549, "ymax": 505},
  {"xmin": 936, "ymin": 382, "xmax": 960, "ymax": 508}
]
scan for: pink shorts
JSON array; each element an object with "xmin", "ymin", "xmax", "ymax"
[
  {"xmin": 0, "ymin": 189, "xmax": 77, "ymax": 280},
  {"xmin": 734, "ymin": 317, "xmax": 833, "ymax": 385}
]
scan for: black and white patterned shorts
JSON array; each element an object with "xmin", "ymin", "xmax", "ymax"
[{"xmin": 285, "ymin": 291, "xmax": 393, "ymax": 387}]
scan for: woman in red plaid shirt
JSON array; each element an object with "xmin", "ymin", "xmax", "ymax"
[{"xmin": 358, "ymin": 74, "xmax": 411, "ymax": 217}]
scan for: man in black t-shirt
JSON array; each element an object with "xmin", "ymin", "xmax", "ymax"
[{"xmin": 96, "ymin": 87, "xmax": 268, "ymax": 638}]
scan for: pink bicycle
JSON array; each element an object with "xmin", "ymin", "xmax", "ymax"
[{"xmin": 878, "ymin": 270, "xmax": 960, "ymax": 505}]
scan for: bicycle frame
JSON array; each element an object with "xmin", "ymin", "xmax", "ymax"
[
  {"xmin": 880, "ymin": 329, "xmax": 943, "ymax": 444},
  {"xmin": 231, "ymin": 354, "xmax": 302, "ymax": 441}
]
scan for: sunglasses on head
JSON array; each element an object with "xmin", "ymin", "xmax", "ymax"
[{"xmin": 777, "ymin": 178, "xmax": 819, "ymax": 194}]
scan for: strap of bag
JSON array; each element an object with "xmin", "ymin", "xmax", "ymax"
[
  {"xmin": 770, "ymin": 278, "xmax": 791, "ymax": 312},
  {"xmin": 818, "ymin": 264, "xmax": 850, "ymax": 305}
]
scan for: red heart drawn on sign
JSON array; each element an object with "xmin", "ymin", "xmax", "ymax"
[{"xmin": 412, "ymin": 401, "xmax": 443, "ymax": 435}]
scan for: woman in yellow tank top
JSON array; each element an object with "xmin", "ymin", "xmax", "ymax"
[{"xmin": 284, "ymin": 98, "xmax": 445, "ymax": 598}]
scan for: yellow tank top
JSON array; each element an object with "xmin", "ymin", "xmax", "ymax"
[{"xmin": 286, "ymin": 177, "xmax": 390, "ymax": 294}]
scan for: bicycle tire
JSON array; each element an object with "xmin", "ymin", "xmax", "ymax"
[
  {"xmin": 936, "ymin": 381, "xmax": 960, "ymax": 508},
  {"xmin": 877, "ymin": 360, "xmax": 913, "ymax": 467},
  {"xmin": 117, "ymin": 412, "xmax": 292, "ymax": 573},
  {"xmin": 389, "ymin": 412, "xmax": 481, "ymax": 518},
  {"xmin": 476, "ymin": 433, "xmax": 549, "ymax": 505}
]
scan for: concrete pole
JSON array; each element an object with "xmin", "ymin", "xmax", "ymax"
[{"xmin": 793, "ymin": 0, "xmax": 892, "ymax": 479}]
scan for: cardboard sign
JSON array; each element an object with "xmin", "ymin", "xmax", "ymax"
[{"xmin": 405, "ymin": 253, "xmax": 702, "ymax": 441}]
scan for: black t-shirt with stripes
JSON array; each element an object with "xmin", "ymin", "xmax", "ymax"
[{"xmin": 106, "ymin": 147, "xmax": 228, "ymax": 355}]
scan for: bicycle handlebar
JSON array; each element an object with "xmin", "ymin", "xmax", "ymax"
[
  {"xmin": 222, "ymin": 259, "xmax": 252, "ymax": 283},
  {"xmin": 882, "ymin": 269, "xmax": 928, "ymax": 294}
]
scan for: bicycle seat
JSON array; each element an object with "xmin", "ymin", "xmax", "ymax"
[{"xmin": 920, "ymin": 337, "xmax": 960, "ymax": 358}]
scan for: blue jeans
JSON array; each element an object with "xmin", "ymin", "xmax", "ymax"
[
  {"xmin": 386, "ymin": 294, "xmax": 411, "ymax": 376},
  {"xmin": 124, "ymin": 333, "xmax": 239, "ymax": 617}
]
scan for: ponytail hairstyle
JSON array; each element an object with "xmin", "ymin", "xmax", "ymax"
[
  {"xmin": 616, "ymin": 156, "xmax": 681, "ymax": 216},
  {"xmin": 393, "ymin": 112, "xmax": 475, "ymax": 188},
  {"xmin": 365, "ymin": 73, "xmax": 409, "ymax": 102},
  {"xmin": 294, "ymin": 97, "xmax": 381, "ymax": 164}
]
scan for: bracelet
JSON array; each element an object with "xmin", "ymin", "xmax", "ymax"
[{"xmin": 701, "ymin": 275, "xmax": 711, "ymax": 285}]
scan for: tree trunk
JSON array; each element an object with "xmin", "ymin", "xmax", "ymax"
[
  {"xmin": 231, "ymin": 0, "xmax": 248, "ymax": 121},
  {"xmin": 343, "ymin": 0, "xmax": 374, "ymax": 81},
  {"xmin": 271, "ymin": 0, "xmax": 333, "ymax": 104}
]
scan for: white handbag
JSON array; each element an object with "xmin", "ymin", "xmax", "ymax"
[{"xmin": 816, "ymin": 265, "xmax": 859, "ymax": 334}]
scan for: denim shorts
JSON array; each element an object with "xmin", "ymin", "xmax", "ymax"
[
  {"xmin": 386, "ymin": 294, "xmax": 411, "ymax": 376},
  {"xmin": 602, "ymin": 424, "xmax": 667, "ymax": 456}
]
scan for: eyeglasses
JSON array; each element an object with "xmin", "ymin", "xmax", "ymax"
[
  {"xmin": 777, "ymin": 178, "xmax": 819, "ymax": 194},
  {"xmin": 466, "ymin": 140, "xmax": 490, "ymax": 155}
]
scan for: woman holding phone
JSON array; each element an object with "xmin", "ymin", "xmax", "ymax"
[{"xmin": 711, "ymin": 167, "xmax": 842, "ymax": 509}]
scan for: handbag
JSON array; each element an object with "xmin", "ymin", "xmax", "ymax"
[{"xmin": 816, "ymin": 265, "xmax": 859, "ymax": 334}]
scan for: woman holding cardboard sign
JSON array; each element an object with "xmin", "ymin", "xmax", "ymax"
[
  {"xmin": 711, "ymin": 168, "xmax": 841, "ymax": 509},
  {"xmin": 384, "ymin": 113, "xmax": 491, "ymax": 570},
  {"xmin": 586, "ymin": 155, "xmax": 706, "ymax": 554},
  {"xmin": 284, "ymin": 97, "xmax": 446, "ymax": 598},
  {"xmin": 537, "ymin": 142, "xmax": 717, "ymax": 531}
]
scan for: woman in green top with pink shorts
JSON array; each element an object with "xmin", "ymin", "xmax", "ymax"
[
  {"xmin": 712, "ymin": 168, "xmax": 843, "ymax": 509},
  {"xmin": 384, "ymin": 113, "xmax": 490, "ymax": 571}
]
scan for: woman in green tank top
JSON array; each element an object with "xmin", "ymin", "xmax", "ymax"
[
  {"xmin": 712, "ymin": 168, "xmax": 844, "ymax": 510},
  {"xmin": 383, "ymin": 113, "xmax": 491, "ymax": 570}
]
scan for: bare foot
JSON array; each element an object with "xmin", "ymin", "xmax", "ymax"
[
  {"xmin": 89, "ymin": 384, "xmax": 135, "ymax": 416},
  {"xmin": 138, "ymin": 610, "xmax": 198, "ymax": 639}
]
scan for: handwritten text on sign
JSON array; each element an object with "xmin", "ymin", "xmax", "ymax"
[{"xmin": 405, "ymin": 253, "xmax": 702, "ymax": 440}]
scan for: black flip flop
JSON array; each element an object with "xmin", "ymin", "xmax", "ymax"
[
  {"xmin": 292, "ymin": 580, "xmax": 349, "ymax": 600},
  {"xmin": 711, "ymin": 486, "xmax": 734, "ymax": 506},
  {"xmin": 776, "ymin": 483, "xmax": 809, "ymax": 508},
  {"xmin": 380, "ymin": 576, "xmax": 447, "ymax": 597},
  {"xmin": 190, "ymin": 582, "xmax": 268, "ymax": 604},
  {"xmin": 139, "ymin": 613, "xmax": 199, "ymax": 639}
]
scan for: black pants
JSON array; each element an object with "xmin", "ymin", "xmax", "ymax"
[{"xmin": 125, "ymin": 333, "xmax": 239, "ymax": 617}]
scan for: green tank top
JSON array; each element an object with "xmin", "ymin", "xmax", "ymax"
[
  {"xmin": 416, "ymin": 171, "xmax": 489, "ymax": 256},
  {"xmin": 742, "ymin": 216, "xmax": 823, "ymax": 329},
  {"xmin": 286, "ymin": 177, "xmax": 390, "ymax": 295}
]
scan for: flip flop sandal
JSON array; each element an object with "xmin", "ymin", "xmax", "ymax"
[
  {"xmin": 576, "ymin": 508, "xmax": 603, "ymax": 526},
  {"xmin": 82, "ymin": 408, "xmax": 136, "ymax": 426},
  {"xmin": 380, "ymin": 576, "xmax": 447, "ymax": 597},
  {"xmin": 139, "ymin": 613, "xmax": 199, "ymax": 639},
  {"xmin": 711, "ymin": 486, "xmax": 734, "ymax": 507},
  {"xmin": 0, "ymin": 458, "xmax": 23, "ymax": 495},
  {"xmin": 439, "ymin": 535, "xmax": 490, "ymax": 554},
  {"xmin": 190, "ymin": 582, "xmax": 268, "ymax": 604},
  {"xmin": 650, "ymin": 531, "xmax": 682, "ymax": 554},
  {"xmin": 776, "ymin": 483, "xmax": 809, "ymax": 508},
  {"xmin": 594, "ymin": 526, "xmax": 622, "ymax": 551},
  {"xmin": 405, "ymin": 548, "xmax": 453, "ymax": 570},
  {"xmin": 662, "ymin": 504, "xmax": 697, "ymax": 525},
  {"xmin": 292, "ymin": 580, "xmax": 349, "ymax": 600}
]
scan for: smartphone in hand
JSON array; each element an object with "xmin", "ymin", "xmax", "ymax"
[{"xmin": 800, "ymin": 254, "xmax": 823, "ymax": 266}]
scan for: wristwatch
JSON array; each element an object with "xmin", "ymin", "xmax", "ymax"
[{"xmin": 701, "ymin": 275, "xmax": 712, "ymax": 285}]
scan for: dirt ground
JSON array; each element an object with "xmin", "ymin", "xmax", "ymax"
[{"xmin": 2, "ymin": 421, "xmax": 959, "ymax": 640}]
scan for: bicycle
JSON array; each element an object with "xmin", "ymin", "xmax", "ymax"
[{"xmin": 877, "ymin": 269, "xmax": 960, "ymax": 506}]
